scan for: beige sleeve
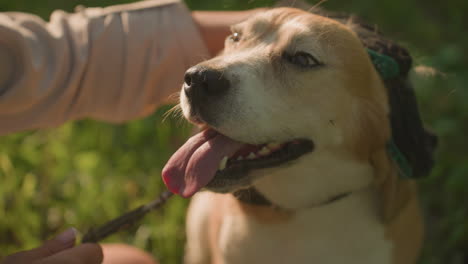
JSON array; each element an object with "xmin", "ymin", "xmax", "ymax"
[{"xmin": 0, "ymin": 0, "xmax": 209, "ymax": 135}]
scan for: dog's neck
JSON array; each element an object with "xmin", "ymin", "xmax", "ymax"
[
  {"xmin": 233, "ymin": 187, "xmax": 272, "ymax": 207},
  {"xmin": 233, "ymin": 187, "xmax": 352, "ymax": 210},
  {"xmin": 250, "ymin": 148, "xmax": 376, "ymax": 210}
]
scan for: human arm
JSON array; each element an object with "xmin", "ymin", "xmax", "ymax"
[{"xmin": 0, "ymin": 0, "xmax": 261, "ymax": 135}]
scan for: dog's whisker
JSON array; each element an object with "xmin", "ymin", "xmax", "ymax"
[
  {"xmin": 163, "ymin": 104, "xmax": 183, "ymax": 123},
  {"xmin": 291, "ymin": 0, "xmax": 298, "ymax": 8},
  {"xmin": 308, "ymin": 0, "xmax": 329, "ymax": 13},
  {"xmin": 166, "ymin": 91, "xmax": 181, "ymax": 103}
]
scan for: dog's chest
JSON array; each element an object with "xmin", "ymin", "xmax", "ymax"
[{"xmin": 217, "ymin": 191, "xmax": 393, "ymax": 264}]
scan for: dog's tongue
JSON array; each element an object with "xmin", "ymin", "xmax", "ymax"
[{"xmin": 162, "ymin": 130, "xmax": 244, "ymax": 198}]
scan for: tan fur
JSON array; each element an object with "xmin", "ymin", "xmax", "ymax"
[
  {"xmin": 182, "ymin": 8, "xmax": 422, "ymax": 264},
  {"xmin": 371, "ymin": 148, "xmax": 424, "ymax": 264}
]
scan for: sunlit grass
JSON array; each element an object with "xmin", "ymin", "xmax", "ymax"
[{"xmin": 0, "ymin": 106, "xmax": 193, "ymax": 263}]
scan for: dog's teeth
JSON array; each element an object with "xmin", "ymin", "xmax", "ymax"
[
  {"xmin": 267, "ymin": 142, "xmax": 282, "ymax": 150},
  {"xmin": 247, "ymin": 152, "xmax": 257, "ymax": 159},
  {"xmin": 219, "ymin": 156, "xmax": 228, "ymax": 170},
  {"xmin": 258, "ymin": 146, "xmax": 271, "ymax": 156},
  {"xmin": 237, "ymin": 156, "xmax": 244, "ymax": 161}
]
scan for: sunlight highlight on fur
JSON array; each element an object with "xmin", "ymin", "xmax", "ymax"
[{"xmin": 413, "ymin": 65, "xmax": 445, "ymax": 78}]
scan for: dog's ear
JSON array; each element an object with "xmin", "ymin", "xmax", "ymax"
[
  {"xmin": 354, "ymin": 21, "xmax": 437, "ymax": 223},
  {"xmin": 357, "ymin": 21, "xmax": 437, "ymax": 222},
  {"xmin": 359, "ymin": 32, "xmax": 437, "ymax": 179},
  {"xmin": 309, "ymin": 6, "xmax": 438, "ymax": 179},
  {"xmin": 385, "ymin": 77, "xmax": 438, "ymax": 179},
  {"xmin": 282, "ymin": 6, "xmax": 436, "ymax": 177}
]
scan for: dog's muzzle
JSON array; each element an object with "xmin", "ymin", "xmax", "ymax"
[{"xmin": 183, "ymin": 66, "xmax": 230, "ymax": 107}]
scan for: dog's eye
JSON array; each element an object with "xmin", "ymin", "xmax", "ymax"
[
  {"xmin": 228, "ymin": 32, "xmax": 241, "ymax": 42},
  {"xmin": 283, "ymin": 52, "xmax": 321, "ymax": 68}
]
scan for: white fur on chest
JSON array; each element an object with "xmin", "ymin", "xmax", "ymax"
[{"xmin": 217, "ymin": 190, "xmax": 392, "ymax": 264}]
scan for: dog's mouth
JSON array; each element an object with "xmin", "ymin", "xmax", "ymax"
[{"xmin": 162, "ymin": 129, "xmax": 314, "ymax": 198}]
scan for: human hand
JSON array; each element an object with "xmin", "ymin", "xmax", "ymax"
[{"xmin": 1, "ymin": 228, "xmax": 103, "ymax": 264}]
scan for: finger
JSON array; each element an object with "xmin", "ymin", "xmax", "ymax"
[
  {"xmin": 20, "ymin": 228, "xmax": 77, "ymax": 261},
  {"xmin": 35, "ymin": 243, "xmax": 103, "ymax": 264},
  {"xmin": 2, "ymin": 228, "xmax": 77, "ymax": 263}
]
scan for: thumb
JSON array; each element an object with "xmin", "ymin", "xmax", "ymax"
[{"xmin": 26, "ymin": 228, "xmax": 77, "ymax": 260}]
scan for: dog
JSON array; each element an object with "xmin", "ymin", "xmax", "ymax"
[{"xmin": 162, "ymin": 7, "xmax": 432, "ymax": 264}]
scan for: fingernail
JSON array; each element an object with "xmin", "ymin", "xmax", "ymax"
[{"xmin": 55, "ymin": 228, "xmax": 77, "ymax": 245}]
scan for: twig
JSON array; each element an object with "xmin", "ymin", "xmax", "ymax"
[{"xmin": 81, "ymin": 191, "xmax": 173, "ymax": 243}]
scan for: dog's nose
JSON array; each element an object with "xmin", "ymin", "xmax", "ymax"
[{"xmin": 183, "ymin": 66, "xmax": 230, "ymax": 101}]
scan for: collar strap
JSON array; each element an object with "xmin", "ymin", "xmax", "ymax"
[
  {"xmin": 367, "ymin": 48, "xmax": 400, "ymax": 79},
  {"xmin": 233, "ymin": 187, "xmax": 272, "ymax": 206},
  {"xmin": 233, "ymin": 187, "xmax": 351, "ymax": 209},
  {"xmin": 367, "ymin": 49, "xmax": 414, "ymax": 179},
  {"xmin": 387, "ymin": 140, "xmax": 413, "ymax": 178}
]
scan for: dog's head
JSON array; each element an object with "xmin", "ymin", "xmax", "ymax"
[{"xmin": 163, "ymin": 8, "xmax": 394, "ymax": 209}]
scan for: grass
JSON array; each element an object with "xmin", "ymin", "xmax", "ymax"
[{"xmin": 0, "ymin": 0, "xmax": 467, "ymax": 263}]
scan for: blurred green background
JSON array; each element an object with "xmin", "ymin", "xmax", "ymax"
[{"xmin": 0, "ymin": 0, "xmax": 466, "ymax": 263}]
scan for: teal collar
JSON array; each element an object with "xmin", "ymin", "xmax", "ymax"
[
  {"xmin": 367, "ymin": 48, "xmax": 400, "ymax": 79},
  {"xmin": 386, "ymin": 140, "xmax": 413, "ymax": 178},
  {"xmin": 367, "ymin": 49, "xmax": 413, "ymax": 179}
]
